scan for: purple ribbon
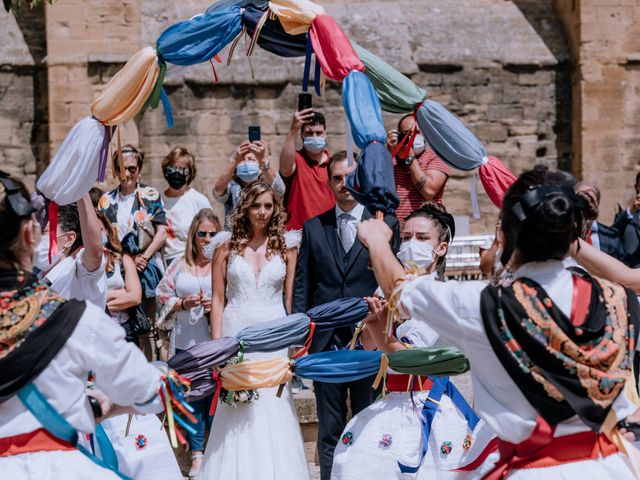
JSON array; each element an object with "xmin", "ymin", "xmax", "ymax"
[{"xmin": 97, "ymin": 123, "xmax": 112, "ymax": 182}]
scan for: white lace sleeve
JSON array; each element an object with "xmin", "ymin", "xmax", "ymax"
[
  {"xmin": 203, "ymin": 231, "xmax": 232, "ymax": 260},
  {"xmin": 284, "ymin": 229, "xmax": 302, "ymax": 250}
]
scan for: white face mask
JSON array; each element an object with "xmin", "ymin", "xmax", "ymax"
[
  {"xmin": 397, "ymin": 239, "xmax": 435, "ymax": 269},
  {"xmin": 413, "ymin": 134, "xmax": 426, "ymax": 156},
  {"xmin": 32, "ymin": 234, "xmax": 64, "ymax": 274}
]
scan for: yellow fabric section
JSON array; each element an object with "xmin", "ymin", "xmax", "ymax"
[
  {"xmin": 268, "ymin": 0, "xmax": 326, "ymax": 35},
  {"xmin": 372, "ymin": 353, "xmax": 389, "ymax": 398},
  {"xmin": 91, "ymin": 46, "xmax": 160, "ymax": 126},
  {"xmin": 220, "ymin": 357, "xmax": 293, "ymax": 391}
]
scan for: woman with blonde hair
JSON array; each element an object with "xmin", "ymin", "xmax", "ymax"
[
  {"xmin": 155, "ymin": 207, "xmax": 220, "ymax": 478},
  {"xmin": 97, "ymin": 211, "xmax": 142, "ymax": 339},
  {"xmin": 160, "ymin": 146, "xmax": 212, "ymax": 266},
  {"xmin": 199, "ymin": 182, "xmax": 309, "ymax": 480}
]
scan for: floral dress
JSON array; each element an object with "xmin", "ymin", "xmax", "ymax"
[{"xmin": 98, "ymin": 183, "xmax": 168, "ymax": 298}]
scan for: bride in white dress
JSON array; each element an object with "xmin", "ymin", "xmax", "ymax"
[{"xmin": 199, "ymin": 182, "xmax": 310, "ymax": 480}]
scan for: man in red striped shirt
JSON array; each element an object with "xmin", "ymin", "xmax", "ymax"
[{"xmin": 386, "ymin": 114, "xmax": 450, "ymax": 223}]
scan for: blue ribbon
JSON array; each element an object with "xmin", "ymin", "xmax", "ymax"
[
  {"xmin": 302, "ymin": 33, "xmax": 312, "ymax": 92},
  {"xmin": 160, "ymin": 88, "xmax": 174, "ymax": 129},
  {"xmin": 397, "ymin": 377, "xmax": 479, "ymax": 474},
  {"xmin": 294, "ymin": 350, "xmax": 382, "ymax": 383},
  {"xmin": 94, "ymin": 423, "xmax": 119, "ymax": 471},
  {"xmin": 314, "ymin": 53, "xmax": 321, "ymax": 96},
  {"xmin": 18, "ymin": 383, "xmax": 130, "ymax": 480}
]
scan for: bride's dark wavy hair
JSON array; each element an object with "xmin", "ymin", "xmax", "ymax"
[{"xmin": 229, "ymin": 182, "xmax": 287, "ymax": 260}]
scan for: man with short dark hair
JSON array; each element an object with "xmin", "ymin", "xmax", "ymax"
[
  {"xmin": 293, "ymin": 151, "xmax": 400, "ymax": 480},
  {"xmin": 385, "ymin": 114, "xmax": 450, "ymax": 223},
  {"xmin": 279, "ymin": 107, "xmax": 335, "ymax": 230}
]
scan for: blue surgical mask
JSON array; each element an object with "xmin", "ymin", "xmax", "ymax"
[
  {"xmin": 236, "ymin": 162, "xmax": 260, "ymax": 183},
  {"xmin": 101, "ymin": 232, "xmax": 109, "ymax": 246},
  {"xmin": 303, "ymin": 136, "xmax": 326, "ymax": 154}
]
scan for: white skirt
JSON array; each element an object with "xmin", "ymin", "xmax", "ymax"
[
  {"xmin": 198, "ymin": 351, "xmax": 310, "ymax": 480},
  {"xmin": 99, "ymin": 414, "xmax": 183, "ymax": 480},
  {"xmin": 0, "ymin": 449, "xmax": 121, "ymax": 480},
  {"xmin": 331, "ymin": 391, "xmax": 497, "ymax": 480}
]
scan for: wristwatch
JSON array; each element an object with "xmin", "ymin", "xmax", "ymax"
[
  {"xmin": 403, "ymin": 155, "xmax": 416, "ymax": 167},
  {"xmin": 260, "ymin": 160, "xmax": 270, "ymax": 171}
]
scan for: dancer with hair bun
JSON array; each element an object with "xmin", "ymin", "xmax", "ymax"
[{"xmin": 358, "ymin": 165, "xmax": 640, "ymax": 479}]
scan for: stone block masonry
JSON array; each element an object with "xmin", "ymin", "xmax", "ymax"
[{"xmin": 4, "ymin": 0, "xmax": 636, "ymax": 230}]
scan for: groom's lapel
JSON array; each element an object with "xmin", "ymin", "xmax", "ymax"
[{"xmin": 320, "ymin": 211, "xmax": 346, "ymax": 276}]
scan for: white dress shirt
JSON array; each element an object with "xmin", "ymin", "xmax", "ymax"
[{"xmin": 335, "ymin": 203, "xmax": 365, "ymax": 253}]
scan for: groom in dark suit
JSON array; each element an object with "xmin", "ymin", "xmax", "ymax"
[{"xmin": 293, "ymin": 151, "xmax": 400, "ymax": 480}]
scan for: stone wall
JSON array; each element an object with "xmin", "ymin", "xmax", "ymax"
[
  {"xmin": 2, "ymin": 0, "xmax": 583, "ymax": 234},
  {"xmin": 556, "ymin": 0, "xmax": 640, "ymax": 223},
  {"xmin": 0, "ymin": 3, "xmax": 48, "ymax": 190},
  {"xmin": 132, "ymin": 0, "xmax": 569, "ymax": 233}
]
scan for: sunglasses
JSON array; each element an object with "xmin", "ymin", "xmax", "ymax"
[
  {"xmin": 197, "ymin": 231, "xmax": 217, "ymax": 239},
  {"xmin": 115, "ymin": 165, "xmax": 139, "ymax": 175}
]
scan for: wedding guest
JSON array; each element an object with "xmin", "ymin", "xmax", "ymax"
[
  {"xmin": 156, "ymin": 208, "xmax": 220, "ymax": 479},
  {"xmin": 161, "ymin": 146, "xmax": 212, "ymax": 266},
  {"xmin": 97, "ymin": 211, "xmax": 142, "ymax": 340},
  {"xmin": 214, "ymin": 140, "xmax": 284, "ymax": 230},
  {"xmin": 98, "ymin": 145, "xmax": 168, "ymax": 360},
  {"xmin": 279, "ymin": 107, "xmax": 335, "ymax": 230},
  {"xmin": 385, "ymin": 114, "xmax": 450, "ymax": 223}
]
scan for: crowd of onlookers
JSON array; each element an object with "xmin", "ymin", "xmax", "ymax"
[{"xmin": 66, "ymin": 104, "xmax": 454, "ymax": 365}]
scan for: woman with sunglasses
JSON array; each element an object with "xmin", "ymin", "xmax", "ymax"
[
  {"xmin": 98, "ymin": 145, "xmax": 168, "ymax": 361},
  {"xmin": 156, "ymin": 208, "xmax": 220, "ymax": 479},
  {"xmin": 161, "ymin": 146, "xmax": 212, "ymax": 267}
]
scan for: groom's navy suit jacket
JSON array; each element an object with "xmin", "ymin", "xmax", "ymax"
[{"xmin": 293, "ymin": 206, "xmax": 400, "ymax": 353}]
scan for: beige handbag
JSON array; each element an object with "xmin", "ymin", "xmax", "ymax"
[{"xmin": 137, "ymin": 220, "xmax": 156, "ymax": 251}]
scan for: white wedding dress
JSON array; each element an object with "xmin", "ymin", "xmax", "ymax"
[{"xmin": 199, "ymin": 249, "xmax": 310, "ymax": 480}]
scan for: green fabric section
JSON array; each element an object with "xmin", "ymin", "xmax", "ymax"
[
  {"xmin": 142, "ymin": 60, "xmax": 166, "ymax": 113},
  {"xmin": 387, "ymin": 346, "xmax": 470, "ymax": 377},
  {"xmin": 352, "ymin": 42, "xmax": 427, "ymax": 114}
]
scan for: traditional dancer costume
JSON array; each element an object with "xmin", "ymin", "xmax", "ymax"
[
  {"xmin": 36, "ymin": 231, "xmax": 181, "ymax": 479},
  {"xmin": 331, "ymin": 316, "xmax": 497, "ymax": 479},
  {"xmin": 332, "ymin": 203, "xmax": 497, "ymax": 479},
  {"xmin": 397, "ymin": 260, "xmax": 640, "ymax": 479},
  {"xmin": 0, "ymin": 270, "xmax": 169, "ymax": 479}
]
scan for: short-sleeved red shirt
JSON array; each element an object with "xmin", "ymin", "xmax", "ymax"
[
  {"xmin": 282, "ymin": 149, "xmax": 335, "ymax": 230},
  {"xmin": 393, "ymin": 149, "xmax": 450, "ymax": 222}
]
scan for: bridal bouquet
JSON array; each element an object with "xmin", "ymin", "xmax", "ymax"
[{"xmin": 218, "ymin": 355, "xmax": 260, "ymax": 407}]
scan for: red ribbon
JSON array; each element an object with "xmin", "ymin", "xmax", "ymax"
[
  {"xmin": 294, "ymin": 321, "xmax": 316, "ymax": 359},
  {"xmin": 209, "ymin": 369, "xmax": 223, "ymax": 417},
  {"xmin": 570, "ymin": 275, "xmax": 592, "ymax": 328},
  {"xmin": 461, "ymin": 416, "xmax": 618, "ymax": 479},
  {"xmin": 47, "ymin": 201, "xmax": 59, "ymax": 264}
]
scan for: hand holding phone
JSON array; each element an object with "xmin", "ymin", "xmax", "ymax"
[
  {"xmin": 248, "ymin": 125, "xmax": 261, "ymax": 143},
  {"xmin": 298, "ymin": 93, "xmax": 312, "ymax": 112}
]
